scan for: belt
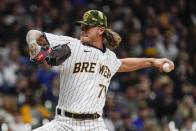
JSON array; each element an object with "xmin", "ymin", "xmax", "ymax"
[{"xmin": 56, "ymin": 108, "xmax": 100, "ymax": 120}]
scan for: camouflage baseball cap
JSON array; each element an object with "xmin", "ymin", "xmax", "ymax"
[{"xmin": 75, "ymin": 10, "xmax": 108, "ymax": 28}]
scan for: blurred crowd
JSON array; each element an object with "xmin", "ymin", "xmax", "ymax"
[{"xmin": 0, "ymin": 0, "xmax": 196, "ymax": 131}]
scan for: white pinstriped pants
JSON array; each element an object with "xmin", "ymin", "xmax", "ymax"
[{"xmin": 33, "ymin": 115, "xmax": 108, "ymax": 131}]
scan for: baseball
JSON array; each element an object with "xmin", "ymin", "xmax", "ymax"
[{"xmin": 162, "ymin": 63, "xmax": 171, "ymax": 72}]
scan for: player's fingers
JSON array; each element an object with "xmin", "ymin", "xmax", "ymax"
[
  {"xmin": 167, "ymin": 60, "xmax": 174, "ymax": 70},
  {"xmin": 163, "ymin": 58, "xmax": 175, "ymax": 70}
]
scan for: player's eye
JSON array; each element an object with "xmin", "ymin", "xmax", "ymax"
[
  {"xmin": 81, "ymin": 25, "xmax": 94, "ymax": 31},
  {"xmin": 81, "ymin": 25, "xmax": 89, "ymax": 31}
]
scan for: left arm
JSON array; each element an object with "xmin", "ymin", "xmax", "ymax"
[
  {"xmin": 117, "ymin": 58, "xmax": 174, "ymax": 72},
  {"xmin": 26, "ymin": 30, "xmax": 71, "ymax": 65}
]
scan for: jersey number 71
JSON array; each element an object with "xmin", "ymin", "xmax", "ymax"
[{"xmin": 98, "ymin": 84, "xmax": 107, "ymax": 98}]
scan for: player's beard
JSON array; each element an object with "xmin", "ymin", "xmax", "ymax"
[
  {"xmin": 80, "ymin": 33, "xmax": 91, "ymax": 45},
  {"xmin": 80, "ymin": 30, "xmax": 100, "ymax": 46}
]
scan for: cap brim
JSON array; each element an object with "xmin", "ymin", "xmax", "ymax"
[{"xmin": 74, "ymin": 21, "xmax": 88, "ymax": 26}]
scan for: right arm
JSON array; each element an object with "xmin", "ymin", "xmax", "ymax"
[{"xmin": 117, "ymin": 58, "xmax": 174, "ymax": 72}]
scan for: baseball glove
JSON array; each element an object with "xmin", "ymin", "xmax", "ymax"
[
  {"xmin": 31, "ymin": 44, "xmax": 71, "ymax": 66},
  {"xmin": 46, "ymin": 44, "xmax": 71, "ymax": 66},
  {"xmin": 31, "ymin": 46, "xmax": 51, "ymax": 64}
]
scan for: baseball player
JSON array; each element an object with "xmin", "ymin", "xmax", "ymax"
[{"xmin": 26, "ymin": 10, "xmax": 174, "ymax": 131}]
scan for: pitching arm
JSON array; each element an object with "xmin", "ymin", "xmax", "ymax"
[{"xmin": 117, "ymin": 58, "xmax": 174, "ymax": 72}]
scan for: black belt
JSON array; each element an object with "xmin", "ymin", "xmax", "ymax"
[{"xmin": 56, "ymin": 108, "xmax": 100, "ymax": 120}]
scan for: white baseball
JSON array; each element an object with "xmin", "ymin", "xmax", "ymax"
[{"xmin": 162, "ymin": 63, "xmax": 171, "ymax": 72}]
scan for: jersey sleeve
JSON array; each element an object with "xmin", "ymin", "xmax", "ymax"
[
  {"xmin": 43, "ymin": 32, "xmax": 78, "ymax": 48},
  {"xmin": 109, "ymin": 50, "xmax": 122, "ymax": 75}
]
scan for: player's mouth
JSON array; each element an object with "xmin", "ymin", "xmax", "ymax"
[
  {"xmin": 82, "ymin": 35, "xmax": 88, "ymax": 37},
  {"xmin": 80, "ymin": 35, "xmax": 89, "ymax": 41},
  {"xmin": 81, "ymin": 31, "xmax": 88, "ymax": 37},
  {"xmin": 80, "ymin": 35, "xmax": 88, "ymax": 39}
]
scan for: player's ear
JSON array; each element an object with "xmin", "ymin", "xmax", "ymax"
[{"xmin": 98, "ymin": 26, "xmax": 105, "ymax": 35}]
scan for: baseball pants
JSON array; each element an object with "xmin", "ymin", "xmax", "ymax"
[{"xmin": 33, "ymin": 115, "xmax": 108, "ymax": 131}]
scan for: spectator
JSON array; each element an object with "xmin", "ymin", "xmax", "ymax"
[
  {"xmin": 0, "ymin": 0, "xmax": 195, "ymax": 130},
  {"xmin": 20, "ymin": 88, "xmax": 51, "ymax": 129},
  {"xmin": 36, "ymin": 62, "xmax": 58, "ymax": 89},
  {"xmin": 117, "ymin": 112, "xmax": 135, "ymax": 131},
  {"xmin": 153, "ymin": 76, "xmax": 177, "ymax": 122},
  {"xmin": 174, "ymin": 95, "xmax": 196, "ymax": 128},
  {"xmin": 143, "ymin": 120, "xmax": 161, "ymax": 131},
  {"xmin": 0, "ymin": 95, "xmax": 18, "ymax": 126},
  {"xmin": 155, "ymin": 29, "xmax": 179, "ymax": 60},
  {"xmin": 120, "ymin": 86, "xmax": 138, "ymax": 117},
  {"xmin": 132, "ymin": 101, "xmax": 151, "ymax": 131}
]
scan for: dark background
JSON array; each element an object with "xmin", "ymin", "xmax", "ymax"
[{"xmin": 0, "ymin": 0, "xmax": 195, "ymax": 130}]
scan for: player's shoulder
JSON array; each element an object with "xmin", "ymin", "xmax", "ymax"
[
  {"xmin": 44, "ymin": 32, "xmax": 81, "ymax": 47},
  {"xmin": 44, "ymin": 32, "xmax": 79, "ymax": 41},
  {"xmin": 106, "ymin": 48, "xmax": 117, "ymax": 56}
]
